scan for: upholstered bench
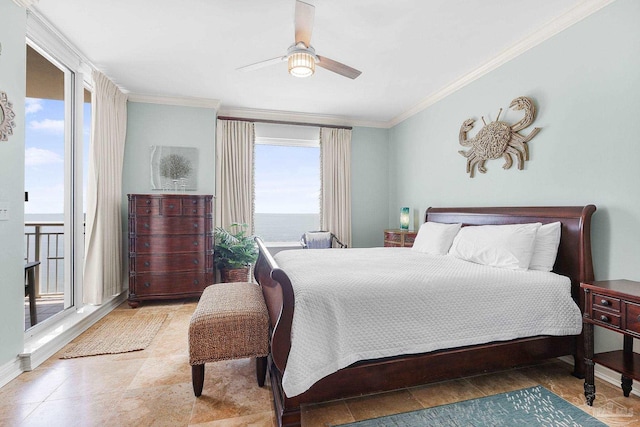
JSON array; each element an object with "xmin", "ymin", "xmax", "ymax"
[{"xmin": 189, "ymin": 282, "xmax": 270, "ymax": 396}]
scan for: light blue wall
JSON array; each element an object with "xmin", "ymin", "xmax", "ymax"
[
  {"xmin": 388, "ymin": 0, "xmax": 640, "ymax": 352},
  {"xmin": 0, "ymin": 1, "xmax": 26, "ymax": 369},
  {"xmin": 123, "ymin": 102, "xmax": 216, "ymax": 198},
  {"xmin": 351, "ymin": 126, "xmax": 390, "ymax": 247}
]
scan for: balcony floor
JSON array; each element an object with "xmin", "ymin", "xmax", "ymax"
[{"xmin": 25, "ymin": 295, "xmax": 64, "ymax": 330}]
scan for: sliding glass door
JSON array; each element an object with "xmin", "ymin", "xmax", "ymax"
[{"xmin": 24, "ymin": 42, "xmax": 90, "ymax": 330}]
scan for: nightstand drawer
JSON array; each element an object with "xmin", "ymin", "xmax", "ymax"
[
  {"xmin": 592, "ymin": 293, "xmax": 621, "ymax": 312},
  {"xmin": 626, "ymin": 302, "xmax": 640, "ymax": 335},
  {"xmin": 592, "ymin": 307, "xmax": 621, "ymax": 328}
]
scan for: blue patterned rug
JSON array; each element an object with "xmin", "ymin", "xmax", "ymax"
[{"xmin": 336, "ymin": 386, "xmax": 605, "ymax": 426}]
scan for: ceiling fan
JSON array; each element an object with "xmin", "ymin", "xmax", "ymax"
[{"xmin": 237, "ymin": 0, "xmax": 362, "ymax": 79}]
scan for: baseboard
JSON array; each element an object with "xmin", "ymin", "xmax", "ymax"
[
  {"xmin": 557, "ymin": 355, "xmax": 640, "ymax": 398},
  {"xmin": 19, "ymin": 292, "xmax": 128, "ymax": 371},
  {"xmin": 0, "ymin": 355, "xmax": 24, "ymax": 389}
]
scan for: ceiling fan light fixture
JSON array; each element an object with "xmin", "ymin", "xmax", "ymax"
[{"xmin": 288, "ymin": 52, "xmax": 315, "ymax": 78}]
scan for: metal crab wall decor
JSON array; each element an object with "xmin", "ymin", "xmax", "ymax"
[{"xmin": 458, "ymin": 96, "xmax": 541, "ymax": 178}]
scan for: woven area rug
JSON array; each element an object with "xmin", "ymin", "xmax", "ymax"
[
  {"xmin": 60, "ymin": 312, "xmax": 167, "ymax": 358},
  {"xmin": 336, "ymin": 386, "xmax": 605, "ymax": 427}
]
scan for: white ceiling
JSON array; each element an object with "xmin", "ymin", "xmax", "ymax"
[{"xmin": 31, "ymin": 0, "xmax": 611, "ymax": 127}]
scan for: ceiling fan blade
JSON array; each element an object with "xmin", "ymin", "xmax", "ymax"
[
  {"xmin": 316, "ymin": 55, "xmax": 362, "ymax": 79},
  {"xmin": 295, "ymin": 0, "xmax": 315, "ymax": 47},
  {"xmin": 237, "ymin": 56, "xmax": 286, "ymax": 72}
]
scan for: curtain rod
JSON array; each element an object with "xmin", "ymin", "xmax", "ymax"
[{"xmin": 217, "ymin": 116, "xmax": 352, "ymax": 130}]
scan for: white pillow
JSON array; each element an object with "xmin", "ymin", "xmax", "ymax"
[
  {"xmin": 411, "ymin": 222, "xmax": 462, "ymax": 255},
  {"xmin": 448, "ymin": 223, "xmax": 542, "ymax": 270},
  {"xmin": 529, "ymin": 222, "xmax": 562, "ymax": 272}
]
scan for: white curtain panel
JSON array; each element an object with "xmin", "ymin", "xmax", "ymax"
[
  {"xmin": 320, "ymin": 127, "xmax": 352, "ymax": 248},
  {"xmin": 83, "ymin": 71, "xmax": 128, "ymax": 305},
  {"xmin": 215, "ymin": 119, "xmax": 255, "ymax": 232}
]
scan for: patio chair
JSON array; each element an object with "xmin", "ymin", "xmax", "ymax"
[{"xmin": 300, "ymin": 231, "xmax": 347, "ymax": 249}]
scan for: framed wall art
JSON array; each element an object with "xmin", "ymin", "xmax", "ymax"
[{"xmin": 150, "ymin": 145, "xmax": 198, "ymax": 191}]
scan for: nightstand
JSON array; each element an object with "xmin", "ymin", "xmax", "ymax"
[
  {"xmin": 383, "ymin": 229, "xmax": 417, "ymax": 247},
  {"xmin": 582, "ymin": 280, "xmax": 640, "ymax": 406}
]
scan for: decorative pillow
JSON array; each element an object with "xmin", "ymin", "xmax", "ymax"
[
  {"xmin": 448, "ymin": 222, "xmax": 542, "ymax": 270},
  {"xmin": 529, "ymin": 222, "xmax": 562, "ymax": 272},
  {"xmin": 411, "ymin": 222, "xmax": 462, "ymax": 255}
]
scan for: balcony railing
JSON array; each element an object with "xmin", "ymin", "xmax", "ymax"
[{"xmin": 24, "ymin": 221, "xmax": 65, "ymax": 296}]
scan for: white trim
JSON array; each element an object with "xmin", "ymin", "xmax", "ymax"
[
  {"xmin": 12, "ymin": 0, "xmax": 38, "ymax": 8},
  {"xmin": 558, "ymin": 355, "xmax": 640, "ymax": 398},
  {"xmin": 26, "ymin": 9, "xmax": 90, "ymax": 74},
  {"xmin": 255, "ymin": 136, "xmax": 319, "ymax": 147},
  {"xmin": 387, "ymin": 0, "xmax": 616, "ymax": 128},
  {"xmin": 218, "ymin": 107, "xmax": 386, "ymax": 129},
  {"xmin": 19, "ymin": 292, "xmax": 128, "ymax": 371},
  {"xmin": 128, "ymin": 93, "xmax": 221, "ymax": 109},
  {"xmin": 0, "ymin": 356, "xmax": 23, "ymax": 389}
]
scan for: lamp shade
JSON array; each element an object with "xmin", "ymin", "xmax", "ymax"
[
  {"xmin": 288, "ymin": 52, "xmax": 315, "ymax": 78},
  {"xmin": 400, "ymin": 207, "xmax": 410, "ymax": 230}
]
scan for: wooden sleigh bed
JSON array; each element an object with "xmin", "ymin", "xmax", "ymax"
[{"xmin": 254, "ymin": 206, "xmax": 596, "ymax": 427}]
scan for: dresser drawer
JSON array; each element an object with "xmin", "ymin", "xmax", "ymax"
[
  {"xmin": 133, "ymin": 272, "xmax": 210, "ymax": 296},
  {"xmin": 134, "ymin": 253, "xmax": 205, "ymax": 273},
  {"xmin": 404, "ymin": 234, "xmax": 416, "ymax": 247},
  {"xmin": 625, "ymin": 302, "xmax": 640, "ymax": 335},
  {"xmin": 182, "ymin": 206, "xmax": 205, "ymax": 216},
  {"xmin": 135, "ymin": 217, "xmax": 205, "ymax": 235},
  {"xmin": 592, "ymin": 293, "xmax": 621, "ymax": 312},
  {"xmin": 592, "ymin": 307, "xmax": 621, "ymax": 329},
  {"xmin": 384, "ymin": 232, "xmax": 402, "ymax": 244},
  {"xmin": 134, "ymin": 235, "xmax": 206, "ymax": 254},
  {"xmin": 160, "ymin": 198, "xmax": 183, "ymax": 216},
  {"xmin": 134, "ymin": 197, "xmax": 160, "ymax": 216}
]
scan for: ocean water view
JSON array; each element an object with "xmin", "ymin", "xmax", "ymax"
[{"xmin": 254, "ymin": 213, "xmax": 320, "ymax": 243}]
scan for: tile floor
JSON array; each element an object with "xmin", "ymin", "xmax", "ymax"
[{"xmin": 3, "ymin": 298, "xmax": 640, "ymax": 426}]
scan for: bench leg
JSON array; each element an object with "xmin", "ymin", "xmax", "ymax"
[
  {"xmin": 256, "ymin": 356, "xmax": 267, "ymax": 387},
  {"xmin": 192, "ymin": 364, "xmax": 204, "ymax": 396}
]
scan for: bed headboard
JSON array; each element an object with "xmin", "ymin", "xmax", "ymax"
[{"xmin": 425, "ymin": 206, "xmax": 596, "ymax": 301}]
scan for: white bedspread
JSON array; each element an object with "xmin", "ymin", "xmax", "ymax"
[{"xmin": 274, "ymin": 248, "xmax": 582, "ymax": 397}]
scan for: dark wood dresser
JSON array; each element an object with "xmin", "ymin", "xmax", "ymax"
[
  {"xmin": 582, "ymin": 279, "xmax": 640, "ymax": 405},
  {"xmin": 383, "ymin": 229, "xmax": 417, "ymax": 247},
  {"xmin": 128, "ymin": 194, "xmax": 213, "ymax": 307}
]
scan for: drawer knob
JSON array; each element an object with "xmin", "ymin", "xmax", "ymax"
[
  {"xmin": 193, "ymin": 241, "xmax": 199, "ymax": 246},
  {"xmin": 144, "ymin": 261, "xmax": 150, "ymax": 267},
  {"xmin": 600, "ymin": 315, "xmax": 610, "ymax": 323},
  {"xmin": 600, "ymin": 299, "xmax": 610, "ymax": 306},
  {"xmin": 192, "ymin": 209, "xmax": 197, "ymax": 213},
  {"xmin": 144, "ymin": 282, "xmax": 151, "ymax": 288},
  {"xmin": 168, "ymin": 204, "xmax": 175, "ymax": 209},
  {"xmin": 193, "ymin": 279, "xmax": 199, "ymax": 285},
  {"xmin": 146, "ymin": 200, "xmax": 151, "ymax": 205},
  {"xmin": 144, "ymin": 242, "xmax": 150, "ymax": 248},
  {"xmin": 192, "ymin": 200, "xmax": 197, "ymax": 204},
  {"xmin": 144, "ymin": 223, "xmax": 150, "ymax": 229},
  {"xmin": 193, "ymin": 223, "xmax": 199, "ymax": 229},
  {"xmin": 193, "ymin": 259, "xmax": 199, "ymax": 265},
  {"xmin": 146, "ymin": 209, "xmax": 151, "ymax": 214}
]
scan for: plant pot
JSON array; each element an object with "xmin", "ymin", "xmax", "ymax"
[{"xmin": 219, "ymin": 266, "xmax": 250, "ymax": 283}]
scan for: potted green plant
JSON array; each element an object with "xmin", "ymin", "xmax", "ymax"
[{"xmin": 214, "ymin": 223, "xmax": 258, "ymax": 283}]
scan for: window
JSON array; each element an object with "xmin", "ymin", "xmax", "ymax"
[{"xmin": 254, "ymin": 125, "xmax": 320, "ymax": 244}]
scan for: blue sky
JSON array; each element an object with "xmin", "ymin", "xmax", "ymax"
[
  {"xmin": 24, "ymin": 98, "xmax": 317, "ymax": 216},
  {"xmin": 254, "ymin": 144, "xmax": 320, "ymax": 214},
  {"xmin": 24, "ymin": 97, "xmax": 91, "ymax": 215}
]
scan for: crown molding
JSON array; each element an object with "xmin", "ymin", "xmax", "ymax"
[
  {"xmin": 128, "ymin": 93, "xmax": 221, "ymax": 109},
  {"xmin": 12, "ymin": 0, "xmax": 38, "ymax": 8},
  {"xmin": 387, "ymin": 0, "xmax": 617, "ymax": 128},
  {"xmin": 217, "ymin": 107, "xmax": 388, "ymax": 129}
]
